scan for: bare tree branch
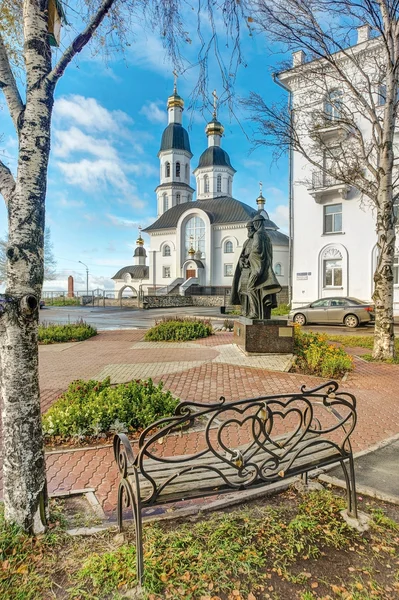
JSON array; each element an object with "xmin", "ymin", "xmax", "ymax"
[
  {"xmin": 47, "ymin": 0, "xmax": 117, "ymax": 86},
  {"xmin": 0, "ymin": 159, "xmax": 15, "ymax": 205},
  {"xmin": 0, "ymin": 33, "xmax": 24, "ymax": 131}
]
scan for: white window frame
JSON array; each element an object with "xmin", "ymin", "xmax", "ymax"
[
  {"xmin": 224, "ymin": 240, "xmax": 233, "ymax": 254},
  {"xmin": 323, "ymin": 258, "xmax": 343, "ymax": 288},
  {"xmin": 165, "ymin": 162, "xmax": 170, "ymax": 178},
  {"xmin": 274, "ymin": 263, "xmax": 282, "ymax": 276},
  {"xmin": 324, "ymin": 203, "xmax": 342, "ymax": 234},
  {"xmin": 176, "ymin": 162, "xmax": 180, "ymax": 177},
  {"xmin": 163, "ymin": 266, "xmax": 171, "ymax": 278},
  {"xmin": 224, "ymin": 263, "xmax": 234, "ymax": 277},
  {"xmin": 163, "ymin": 245, "xmax": 171, "ymax": 257},
  {"xmin": 163, "ymin": 193, "xmax": 168, "ymax": 212},
  {"xmin": 325, "ymin": 89, "xmax": 343, "ymax": 121},
  {"xmin": 204, "ymin": 174, "xmax": 209, "ymax": 193},
  {"xmin": 176, "ymin": 193, "xmax": 181, "ymax": 205},
  {"xmin": 217, "ymin": 174, "xmax": 222, "ymax": 193},
  {"xmin": 394, "ymin": 255, "xmax": 399, "ymax": 285}
]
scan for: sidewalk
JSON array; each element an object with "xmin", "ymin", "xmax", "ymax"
[{"xmin": 2, "ymin": 329, "xmax": 399, "ymax": 516}]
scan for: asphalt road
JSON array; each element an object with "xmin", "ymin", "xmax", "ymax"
[{"xmin": 38, "ymin": 305, "xmax": 395, "ymax": 335}]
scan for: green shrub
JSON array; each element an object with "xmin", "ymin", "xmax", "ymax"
[
  {"xmin": 145, "ymin": 317, "xmax": 212, "ymax": 341},
  {"xmin": 38, "ymin": 320, "xmax": 97, "ymax": 344},
  {"xmin": 294, "ymin": 326, "xmax": 353, "ymax": 378},
  {"xmin": 42, "ymin": 377, "xmax": 178, "ymax": 442},
  {"xmin": 47, "ymin": 297, "xmax": 81, "ymax": 306},
  {"xmin": 271, "ymin": 303, "xmax": 290, "ymax": 316}
]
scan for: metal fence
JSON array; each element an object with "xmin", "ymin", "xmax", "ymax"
[{"xmin": 312, "ymin": 171, "xmax": 340, "ymax": 189}]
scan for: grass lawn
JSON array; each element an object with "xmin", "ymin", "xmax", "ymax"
[
  {"xmin": 325, "ymin": 334, "xmax": 399, "ymax": 363},
  {"xmin": 1, "ymin": 488, "xmax": 398, "ymax": 599}
]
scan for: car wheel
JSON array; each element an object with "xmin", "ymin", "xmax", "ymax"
[
  {"xmin": 293, "ymin": 313, "xmax": 306, "ymax": 326},
  {"xmin": 344, "ymin": 314, "xmax": 359, "ymax": 328}
]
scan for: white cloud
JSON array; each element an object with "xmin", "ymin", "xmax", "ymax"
[
  {"xmin": 54, "ymin": 127, "xmax": 118, "ymax": 160},
  {"xmin": 269, "ymin": 204, "xmax": 289, "ymax": 233},
  {"xmin": 128, "ymin": 34, "xmax": 173, "ymax": 76},
  {"xmin": 107, "ymin": 214, "xmax": 142, "ymax": 228},
  {"xmin": 140, "ymin": 101, "xmax": 166, "ymax": 124},
  {"xmin": 57, "ymin": 158, "xmax": 134, "ymax": 195},
  {"xmin": 58, "ymin": 196, "xmax": 85, "ymax": 208},
  {"xmin": 53, "ymin": 95, "xmax": 132, "ymax": 133}
]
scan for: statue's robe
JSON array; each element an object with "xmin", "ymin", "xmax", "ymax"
[{"xmin": 230, "ymin": 236, "xmax": 253, "ymax": 306}]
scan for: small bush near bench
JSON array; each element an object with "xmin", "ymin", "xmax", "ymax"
[
  {"xmin": 42, "ymin": 377, "xmax": 178, "ymax": 443},
  {"xmin": 294, "ymin": 327, "xmax": 353, "ymax": 378},
  {"xmin": 38, "ymin": 320, "xmax": 97, "ymax": 344},
  {"xmin": 145, "ymin": 317, "xmax": 213, "ymax": 341}
]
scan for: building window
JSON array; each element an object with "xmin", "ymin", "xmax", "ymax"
[
  {"xmin": 165, "ymin": 162, "xmax": 170, "ymax": 178},
  {"xmin": 324, "ymin": 259, "xmax": 342, "ymax": 287},
  {"xmin": 176, "ymin": 162, "xmax": 180, "ymax": 177},
  {"xmin": 163, "ymin": 244, "xmax": 171, "ymax": 257},
  {"xmin": 176, "ymin": 193, "xmax": 181, "ymax": 205},
  {"xmin": 185, "ymin": 216, "xmax": 205, "ymax": 257},
  {"xmin": 224, "ymin": 264, "xmax": 234, "ymax": 277},
  {"xmin": 325, "ymin": 89, "xmax": 343, "ymax": 121},
  {"xmin": 188, "ymin": 195, "xmax": 192, "ymax": 202},
  {"xmin": 163, "ymin": 193, "xmax": 168, "ymax": 212},
  {"xmin": 224, "ymin": 240, "xmax": 233, "ymax": 253},
  {"xmin": 204, "ymin": 175, "xmax": 209, "ymax": 193},
  {"xmin": 163, "ymin": 266, "xmax": 171, "ymax": 278},
  {"xmin": 394, "ymin": 255, "xmax": 399, "ymax": 285},
  {"xmin": 324, "ymin": 203, "xmax": 342, "ymax": 233},
  {"xmin": 275, "ymin": 263, "xmax": 282, "ymax": 276},
  {"xmin": 378, "ymin": 84, "xmax": 387, "ymax": 106},
  {"xmin": 227, "ymin": 176, "xmax": 231, "ymax": 195},
  {"xmin": 185, "ymin": 163, "xmax": 189, "ymax": 181},
  {"xmin": 217, "ymin": 174, "xmax": 222, "ymax": 193}
]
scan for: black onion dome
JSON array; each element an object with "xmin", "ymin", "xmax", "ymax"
[
  {"xmin": 159, "ymin": 123, "xmax": 192, "ymax": 154},
  {"xmin": 134, "ymin": 246, "xmax": 147, "ymax": 257},
  {"xmin": 197, "ymin": 146, "xmax": 236, "ymax": 171}
]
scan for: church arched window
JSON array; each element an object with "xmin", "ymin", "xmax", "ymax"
[
  {"xmin": 163, "ymin": 193, "xmax": 169, "ymax": 212},
  {"xmin": 165, "ymin": 162, "xmax": 170, "ymax": 178},
  {"xmin": 163, "ymin": 244, "xmax": 171, "ymax": 257},
  {"xmin": 275, "ymin": 263, "xmax": 282, "ymax": 276},
  {"xmin": 224, "ymin": 240, "xmax": 233, "ymax": 253},
  {"xmin": 185, "ymin": 216, "xmax": 206, "ymax": 258},
  {"xmin": 217, "ymin": 174, "xmax": 222, "ymax": 193},
  {"xmin": 176, "ymin": 193, "xmax": 181, "ymax": 205},
  {"xmin": 176, "ymin": 162, "xmax": 181, "ymax": 177},
  {"xmin": 185, "ymin": 163, "xmax": 189, "ymax": 181},
  {"xmin": 227, "ymin": 177, "xmax": 231, "ymax": 195},
  {"xmin": 204, "ymin": 175, "xmax": 209, "ymax": 193}
]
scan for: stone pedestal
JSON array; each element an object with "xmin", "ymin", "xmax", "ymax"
[{"xmin": 234, "ymin": 318, "xmax": 294, "ymax": 354}]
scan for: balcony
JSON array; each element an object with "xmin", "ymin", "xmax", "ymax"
[{"xmin": 308, "ymin": 172, "xmax": 350, "ymax": 202}]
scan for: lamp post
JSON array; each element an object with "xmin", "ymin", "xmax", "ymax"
[{"xmin": 78, "ymin": 261, "xmax": 89, "ymax": 297}]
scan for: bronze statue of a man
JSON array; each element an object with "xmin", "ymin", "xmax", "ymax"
[{"xmin": 230, "ymin": 214, "xmax": 281, "ymax": 319}]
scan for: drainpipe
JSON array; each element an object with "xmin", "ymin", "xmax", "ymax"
[{"xmin": 272, "ymin": 72, "xmax": 293, "ymax": 306}]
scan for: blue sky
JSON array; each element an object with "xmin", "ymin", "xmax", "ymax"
[{"xmin": 0, "ymin": 6, "xmax": 290, "ymax": 292}]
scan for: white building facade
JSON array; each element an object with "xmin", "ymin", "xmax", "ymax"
[
  {"xmin": 277, "ymin": 27, "xmax": 399, "ymax": 313},
  {"xmin": 113, "ymin": 86, "xmax": 289, "ymax": 297}
]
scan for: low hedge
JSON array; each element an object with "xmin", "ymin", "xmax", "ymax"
[
  {"xmin": 294, "ymin": 327, "xmax": 353, "ymax": 378},
  {"xmin": 38, "ymin": 320, "xmax": 97, "ymax": 344},
  {"xmin": 145, "ymin": 317, "xmax": 213, "ymax": 341},
  {"xmin": 42, "ymin": 377, "xmax": 178, "ymax": 442}
]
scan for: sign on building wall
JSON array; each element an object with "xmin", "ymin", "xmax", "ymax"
[{"xmin": 296, "ymin": 272, "xmax": 311, "ymax": 280}]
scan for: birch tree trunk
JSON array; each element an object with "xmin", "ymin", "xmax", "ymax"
[{"xmin": 0, "ymin": 3, "xmax": 54, "ymax": 533}]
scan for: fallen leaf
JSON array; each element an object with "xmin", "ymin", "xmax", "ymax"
[
  {"xmin": 247, "ymin": 593, "xmax": 257, "ymax": 600},
  {"xmin": 311, "ymin": 582, "xmax": 319, "ymax": 589},
  {"xmin": 354, "ymin": 583, "xmax": 363, "ymax": 591},
  {"xmin": 160, "ymin": 573, "xmax": 168, "ymax": 582},
  {"xmin": 16, "ymin": 564, "xmax": 28, "ymax": 575}
]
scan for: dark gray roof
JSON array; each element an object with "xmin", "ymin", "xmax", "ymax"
[
  {"xmin": 143, "ymin": 197, "xmax": 257, "ymax": 231},
  {"xmin": 196, "ymin": 146, "xmax": 236, "ymax": 171},
  {"xmin": 159, "ymin": 123, "xmax": 192, "ymax": 155},
  {"xmin": 134, "ymin": 246, "xmax": 147, "ymax": 257},
  {"xmin": 268, "ymin": 230, "xmax": 289, "ymax": 246},
  {"xmin": 155, "ymin": 182, "xmax": 195, "ymax": 193},
  {"xmin": 184, "ymin": 259, "xmax": 205, "ymax": 268},
  {"xmin": 112, "ymin": 265, "xmax": 149, "ymax": 280}
]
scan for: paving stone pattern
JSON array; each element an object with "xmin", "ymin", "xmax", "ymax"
[{"xmin": 1, "ymin": 330, "xmax": 399, "ymax": 518}]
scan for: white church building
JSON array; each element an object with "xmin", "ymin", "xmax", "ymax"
[
  {"xmin": 113, "ymin": 85, "xmax": 289, "ymax": 298},
  {"xmin": 277, "ymin": 26, "xmax": 399, "ymax": 314}
]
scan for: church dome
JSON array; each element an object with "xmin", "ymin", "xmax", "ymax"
[
  {"xmin": 159, "ymin": 123, "xmax": 191, "ymax": 154},
  {"xmin": 134, "ymin": 246, "xmax": 147, "ymax": 257},
  {"xmin": 197, "ymin": 146, "xmax": 236, "ymax": 171}
]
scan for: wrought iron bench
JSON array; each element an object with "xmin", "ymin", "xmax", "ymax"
[{"xmin": 113, "ymin": 380, "xmax": 358, "ymax": 585}]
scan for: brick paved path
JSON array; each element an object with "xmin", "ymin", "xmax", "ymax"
[{"xmin": 2, "ymin": 330, "xmax": 399, "ymax": 517}]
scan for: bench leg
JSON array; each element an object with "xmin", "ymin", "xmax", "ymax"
[
  {"xmin": 339, "ymin": 458, "xmax": 358, "ymax": 519},
  {"xmin": 117, "ymin": 478, "xmax": 145, "ymax": 586}
]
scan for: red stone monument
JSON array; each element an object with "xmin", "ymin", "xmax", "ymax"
[{"xmin": 67, "ymin": 275, "xmax": 74, "ymax": 297}]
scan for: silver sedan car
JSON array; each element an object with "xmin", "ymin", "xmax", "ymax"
[{"xmin": 289, "ymin": 297, "xmax": 375, "ymax": 328}]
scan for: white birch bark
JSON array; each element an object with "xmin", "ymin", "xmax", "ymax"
[{"xmin": 0, "ymin": 0, "xmax": 116, "ymax": 532}]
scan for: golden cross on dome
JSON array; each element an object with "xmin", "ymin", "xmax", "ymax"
[
  {"xmin": 173, "ymin": 69, "xmax": 178, "ymax": 94},
  {"xmin": 259, "ymin": 181, "xmax": 263, "ymax": 195},
  {"xmin": 212, "ymin": 89, "xmax": 218, "ymax": 118},
  {"xmin": 138, "ymin": 225, "xmax": 142, "ymax": 235}
]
